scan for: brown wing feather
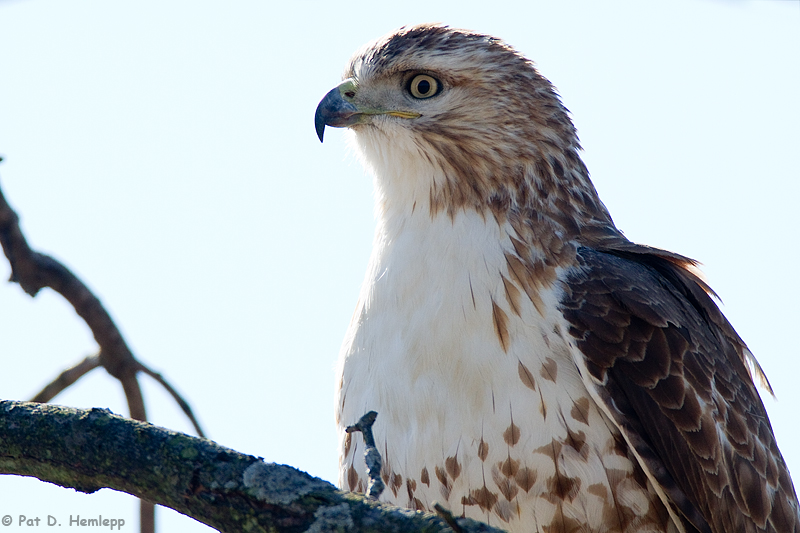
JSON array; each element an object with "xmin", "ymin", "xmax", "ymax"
[{"xmin": 560, "ymin": 246, "xmax": 800, "ymax": 533}]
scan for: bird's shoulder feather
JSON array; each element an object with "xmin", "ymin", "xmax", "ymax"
[{"xmin": 560, "ymin": 246, "xmax": 800, "ymax": 533}]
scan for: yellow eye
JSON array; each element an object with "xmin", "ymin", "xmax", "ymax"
[{"xmin": 408, "ymin": 74, "xmax": 440, "ymax": 99}]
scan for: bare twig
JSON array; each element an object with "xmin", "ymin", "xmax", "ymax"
[
  {"xmin": 137, "ymin": 362, "xmax": 205, "ymax": 438},
  {"xmin": 31, "ymin": 354, "xmax": 102, "ymax": 403},
  {"xmin": 1, "ymin": 188, "xmax": 133, "ymax": 372},
  {"xmin": 30, "ymin": 354, "xmax": 206, "ymax": 439},
  {"xmin": 0, "ymin": 180, "xmax": 140, "ymax": 389},
  {"xmin": 346, "ymin": 410, "xmax": 385, "ymax": 500}
]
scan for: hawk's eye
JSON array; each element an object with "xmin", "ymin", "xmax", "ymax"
[{"xmin": 408, "ymin": 74, "xmax": 440, "ymax": 99}]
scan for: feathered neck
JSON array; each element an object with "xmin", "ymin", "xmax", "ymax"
[{"xmin": 353, "ymin": 123, "xmax": 626, "ymax": 255}]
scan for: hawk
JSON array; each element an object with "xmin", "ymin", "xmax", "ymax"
[{"xmin": 314, "ymin": 24, "xmax": 799, "ymax": 533}]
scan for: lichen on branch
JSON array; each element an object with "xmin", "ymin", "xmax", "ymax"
[{"xmin": 0, "ymin": 401, "xmax": 505, "ymax": 533}]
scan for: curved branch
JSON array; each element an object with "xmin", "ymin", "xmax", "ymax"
[
  {"xmin": 31, "ymin": 354, "xmax": 102, "ymax": 403},
  {"xmin": 0, "ymin": 180, "xmax": 144, "ymax": 411},
  {"xmin": 0, "ymin": 401, "xmax": 504, "ymax": 533},
  {"xmin": 137, "ymin": 362, "xmax": 206, "ymax": 438},
  {"xmin": 0, "ymin": 173, "xmax": 192, "ymax": 533},
  {"xmin": 0, "ymin": 178, "xmax": 204, "ymax": 436},
  {"xmin": 0, "ymin": 183, "xmax": 136, "ymax": 378}
]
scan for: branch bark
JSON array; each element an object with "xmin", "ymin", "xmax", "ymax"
[{"xmin": 0, "ymin": 401, "xmax": 505, "ymax": 533}]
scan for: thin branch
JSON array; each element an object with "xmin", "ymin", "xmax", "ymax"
[
  {"xmin": 0, "ymin": 176, "xmax": 204, "ymax": 438},
  {"xmin": 137, "ymin": 362, "xmax": 206, "ymax": 438},
  {"xmin": 0, "ymin": 180, "xmax": 144, "ymax": 406},
  {"xmin": 31, "ymin": 354, "xmax": 102, "ymax": 403},
  {"xmin": 0, "ymin": 181, "xmax": 137, "ymax": 378},
  {"xmin": 346, "ymin": 411, "xmax": 385, "ymax": 500},
  {"xmin": 0, "ymin": 401, "xmax": 505, "ymax": 533}
]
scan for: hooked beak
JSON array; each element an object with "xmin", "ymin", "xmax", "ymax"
[
  {"xmin": 314, "ymin": 80, "xmax": 360, "ymax": 142},
  {"xmin": 314, "ymin": 78, "xmax": 421, "ymax": 142}
]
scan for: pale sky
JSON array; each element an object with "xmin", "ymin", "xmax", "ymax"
[{"xmin": 0, "ymin": 1, "xmax": 798, "ymax": 531}]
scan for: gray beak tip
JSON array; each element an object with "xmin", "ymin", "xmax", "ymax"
[{"xmin": 314, "ymin": 111, "xmax": 326, "ymax": 143}]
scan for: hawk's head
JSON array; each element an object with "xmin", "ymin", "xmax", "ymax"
[{"xmin": 315, "ymin": 24, "xmax": 615, "ymax": 242}]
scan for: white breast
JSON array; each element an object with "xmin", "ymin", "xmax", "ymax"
[{"xmin": 335, "ymin": 127, "xmax": 678, "ymax": 532}]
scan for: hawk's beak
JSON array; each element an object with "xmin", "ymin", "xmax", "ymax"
[
  {"xmin": 315, "ymin": 79, "xmax": 359, "ymax": 143},
  {"xmin": 314, "ymin": 78, "xmax": 421, "ymax": 142}
]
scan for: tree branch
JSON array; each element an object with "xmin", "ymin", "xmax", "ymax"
[
  {"xmin": 0, "ymin": 401, "xmax": 505, "ymax": 533},
  {"xmin": 1, "ymin": 176, "xmax": 157, "ymax": 532},
  {"xmin": 136, "ymin": 362, "xmax": 205, "ymax": 438},
  {"xmin": 31, "ymin": 354, "xmax": 101, "ymax": 403},
  {"xmin": 0, "ymin": 178, "xmax": 146, "ymax": 397},
  {"xmin": 0, "ymin": 173, "xmax": 203, "ymax": 532}
]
